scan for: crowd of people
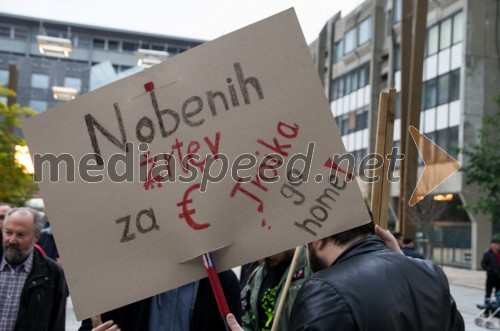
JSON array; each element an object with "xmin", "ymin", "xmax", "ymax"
[{"xmin": 0, "ymin": 201, "xmax": 466, "ymax": 331}]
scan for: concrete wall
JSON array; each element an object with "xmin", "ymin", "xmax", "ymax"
[{"xmin": 461, "ymin": 0, "xmax": 500, "ymax": 270}]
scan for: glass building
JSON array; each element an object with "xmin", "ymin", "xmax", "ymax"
[{"xmin": 310, "ymin": 0, "xmax": 500, "ymax": 270}]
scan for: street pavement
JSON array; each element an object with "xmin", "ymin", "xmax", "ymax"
[
  {"xmin": 445, "ymin": 266, "xmax": 493, "ymax": 331},
  {"xmin": 64, "ymin": 266, "xmax": 493, "ymax": 330}
]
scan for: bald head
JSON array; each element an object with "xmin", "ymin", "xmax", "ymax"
[{"xmin": 4, "ymin": 207, "xmax": 46, "ymax": 235}]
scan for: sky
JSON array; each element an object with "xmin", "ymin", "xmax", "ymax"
[{"xmin": 0, "ymin": 0, "xmax": 365, "ymax": 44}]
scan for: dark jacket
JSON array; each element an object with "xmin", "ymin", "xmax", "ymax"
[
  {"xmin": 14, "ymin": 248, "xmax": 67, "ymax": 331},
  {"xmin": 481, "ymin": 249, "xmax": 500, "ymax": 277},
  {"xmin": 289, "ymin": 235, "xmax": 464, "ymax": 331},
  {"xmin": 38, "ymin": 226, "xmax": 60, "ymax": 260},
  {"xmin": 192, "ymin": 270, "xmax": 242, "ymax": 331},
  {"xmin": 79, "ymin": 270, "xmax": 242, "ymax": 331}
]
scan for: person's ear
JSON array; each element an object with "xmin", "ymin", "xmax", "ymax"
[{"xmin": 315, "ymin": 238, "xmax": 330, "ymax": 251}]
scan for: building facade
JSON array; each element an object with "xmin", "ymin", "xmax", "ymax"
[
  {"xmin": 0, "ymin": 13, "xmax": 204, "ymax": 111},
  {"xmin": 310, "ymin": 0, "xmax": 500, "ymax": 269}
]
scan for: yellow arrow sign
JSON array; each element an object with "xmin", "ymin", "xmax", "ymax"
[{"xmin": 408, "ymin": 126, "xmax": 461, "ymax": 206}]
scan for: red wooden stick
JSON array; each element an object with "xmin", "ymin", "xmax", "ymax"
[
  {"xmin": 202, "ymin": 252, "xmax": 230, "ymax": 317},
  {"xmin": 202, "ymin": 252, "xmax": 231, "ymax": 330}
]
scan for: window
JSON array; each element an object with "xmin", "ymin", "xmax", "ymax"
[
  {"xmin": 93, "ymin": 38, "xmax": 105, "ymax": 49},
  {"xmin": 108, "ymin": 40, "xmax": 119, "ymax": 51},
  {"xmin": 390, "ymin": 141, "xmax": 400, "ymax": 170},
  {"xmin": 448, "ymin": 126, "xmax": 459, "ymax": 158},
  {"xmin": 0, "ymin": 69, "xmax": 8, "ymax": 84},
  {"xmin": 341, "ymin": 114, "xmax": 349, "ymax": 135},
  {"xmin": 330, "ymin": 80, "xmax": 338, "ymax": 100},
  {"xmin": 167, "ymin": 46, "xmax": 178, "ymax": 55},
  {"xmin": 439, "ymin": 18, "xmax": 452, "ymax": 51},
  {"xmin": 437, "ymin": 74, "xmax": 450, "ymax": 105},
  {"xmin": 358, "ymin": 17, "xmax": 372, "ymax": 46},
  {"xmin": 338, "ymin": 79, "xmax": 344, "ymax": 98},
  {"xmin": 393, "ymin": 0, "xmax": 402, "ymax": 23},
  {"xmin": 0, "ymin": 25, "xmax": 11, "ymax": 37},
  {"xmin": 452, "ymin": 12, "xmax": 464, "ymax": 44},
  {"xmin": 75, "ymin": 35, "xmax": 91, "ymax": 48},
  {"xmin": 424, "ymin": 78, "xmax": 437, "ymax": 109},
  {"xmin": 64, "ymin": 77, "xmax": 82, "ymax": 91},
  {"xmin": 345, "ymin": 74, "xmax": 352, "ymax": 95},
  {"xmin": 122, "ymin": 41, "xmax": 136, "ymax": 52},
  {"xmin": 355, "ymin": 110, "xmax": 368, "ymax": 131},
  {"xmin": 29, "ymin": 100, "xmax": 48, "ymax": 112},
  {"xmin": 14, "ymin": 27, "xmax": 27, "ymax": 39},
  {"xmin": 434, "ymin": 128, "xmax": 448, "ymax": 161},
  {"xmin": 427, "ymin": 25, "xmax": 439, "ymax": 56},
  {"xmin": 358, "ymin": 68, "xmax": 366, "ymax": 88},
  {"xmin": 336, "ymin": 64, "xmax": 369, "ymax": 99},
  {"xmin": 359, "ymin": 65, "xmax": 368, "ymax": 87},
  {"xmin": 46, "ymin": 30, "xmax": 63, "ymax": 38},
  {"xmin": 351, "ymin": 71, "xmax": 358, "ymax": 92},
  {"xmin": 426, "ymin": 12, "xmax": 464, "ymax": 56},
  {"xmin": 334, "ymin": 40, "xmax": 343, "ymax": 63},
  {"xmin": 395, "ymin": 92, "xmax": 401, "ymax": 119},
  {"xmin": 449, "ymin": 69, "xmax": 460, "ymax": 101},
  {"xmin": 331, "ymin": 63, "xmax": 370, "ymax": 101},
  {"xmin": 151, "ymin": 44, "xmax": 164, "ymax": 51},
  {"xmin": 31, "ymin": 73, "xmax": 49, "ymax": 89},
  {"xmin": 394, "ymin": 44, "xmax": 401, "ymax": 70},
  {"xmin": 344, "ymin": 28, "xmax": 356, "ymax": 54}
]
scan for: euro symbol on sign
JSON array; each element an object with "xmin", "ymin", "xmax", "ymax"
[{"xmin": 177, "ymin": 183, "xmax": 211, "ymax": 230}]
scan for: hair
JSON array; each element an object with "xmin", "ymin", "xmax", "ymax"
[
  {"xmin": 393, "ymin": 232, "xmax": 403, "ymax": 240},
  {"xmin": 402, "ymin": 237, "xmax": 414, "ymax": 245},
  {"xmin": 330, "ymin": 214, "xmax": 375, "ymax": 245},
  {"xmin": 5, "ymin": 207, "xmax": 46, "ymax": 235}
]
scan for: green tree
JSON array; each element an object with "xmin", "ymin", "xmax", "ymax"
[
  {"xmin": 461, "ymin": 96, "xmax": 500, "ymax": 222},
  {"xmin": 0, "ymin": 85, "xmax": 37, "ymax": 205}
]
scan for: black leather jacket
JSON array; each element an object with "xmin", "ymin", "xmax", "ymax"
[
  {"xmin": 14, "ymin": 249, "xmax": 67, "ymax": 331},
  {"xmin": 289, "ymin": 235, "xmax": 464, "ymax": 331}
]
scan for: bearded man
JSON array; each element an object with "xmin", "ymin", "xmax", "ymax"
[
  {"xmin": 227, "ymin": 221, "xmax": 464, "ymax": 331},
  {"xmin": 0, "ymin": 207, "xmax": 67, "ymax": 331}
]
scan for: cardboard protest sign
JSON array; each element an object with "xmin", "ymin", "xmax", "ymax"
[{"xmin": 22, "ymin": 8, "xmax": 370, "ymax": 320}]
